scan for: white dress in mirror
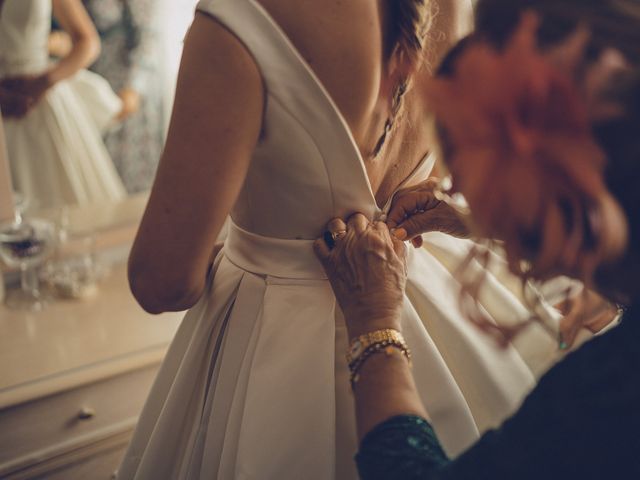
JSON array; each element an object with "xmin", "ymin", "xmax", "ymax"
[
  {"xmin": 119, "ymin": 1, "xmax": 561, "ymax": 478},
  {"xmin": 0, "ymin": 0, "xmax": 125, "ymax": 212}
]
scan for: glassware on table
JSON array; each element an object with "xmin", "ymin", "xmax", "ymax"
[
  {"xmin": 12, "ymin": 191, "xmax": 29, "ymax": 224},
  {"xmin": 0, "ymin": 218, "xmax": 56, "ymax": 311},
  {"xmin": 55, "ymin": 205, "xmax": 70, "ymax": 244},
  {"xmin": 41, "ymin": 231, "xmax": 107, "ymax": 300}
]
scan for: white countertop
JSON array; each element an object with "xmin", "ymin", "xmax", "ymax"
[{"xmin": 0, "ymin": 262, "xmax": 183, "ymax": 409}]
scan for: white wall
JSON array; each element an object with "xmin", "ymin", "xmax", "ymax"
[{"xmin": 159, "ymin": 0, "xmax": 199, "ymax": 129}]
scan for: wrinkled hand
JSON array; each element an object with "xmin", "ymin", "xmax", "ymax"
[
  {"xmin": 314, "ymin": 214, "xmax": 407, "ymax": 337},
  {"xmin": 0, "ymin": 75, "xmax": 50, "ymax": 118},
  {"xmin": 386, "ymin": 178, "xmax": 470, "ymax": 249},
  {"xmin": 557, "ymin": 287, "xmax": 621, "ymax": 348}
]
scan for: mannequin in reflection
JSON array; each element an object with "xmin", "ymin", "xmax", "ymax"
[
  {"xmin": 82, "ymin": 0, "xmax": 166, "ymax": 194},
  {"xmin": 0, "ymin": 0, "xmax": 126, "ymax": 213}
]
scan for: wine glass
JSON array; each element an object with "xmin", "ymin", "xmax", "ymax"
[
  {"xmin": 12, "ymin": 190, "xmax": 29, "ymax": 224},
  {"xmin": 42, "ymin": 231, "xmax": 107, "ymax": 300},
  {"xmin": 0, "ymin": 218, "xmax": 56, "ymax": 311}
]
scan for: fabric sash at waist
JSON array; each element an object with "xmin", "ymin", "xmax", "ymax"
[
  {"xmin": 0, "ymin": 54, "xmax": 48, "ymax": 76},
  {"xmin": 224, "ymin": 220, "xmax": 327, "ymax": 280}
]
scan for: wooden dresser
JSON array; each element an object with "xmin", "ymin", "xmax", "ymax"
[{"xmin": 0, "ymin": 263, "xmax": 182, "ymax": 479}]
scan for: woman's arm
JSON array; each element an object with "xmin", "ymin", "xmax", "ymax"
[
  {"xmin": 314, "ymin": 215, "xmax": 428, "ymax": 439},
  {"xmin": 350, "ymin": 348, "xmax": 430, "ymax": 440},
  {"xmin": 128, "ymin": 13, "xmax": 264, "ymax": 314},
  {"xmin": 316, "ymin": 213, "xmax": 640, "ymax": 480},
  {"xmin": 48, "ymin": 0, "xmax": 101, "ymax": 85},
  {"xmin": 0, "ymin": 0, "xmax": 99, "ymax": 116}
]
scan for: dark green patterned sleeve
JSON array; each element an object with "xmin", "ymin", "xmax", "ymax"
[
  {"xmin": 356, "ymin": 415, "xmax": 450, "ymax": 480},
  {"xmin": 355, "ymin": 308, "xmax": 640, "ymax": 480}
]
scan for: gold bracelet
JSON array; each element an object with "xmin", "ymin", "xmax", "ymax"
[
  {"xmin": 347, "ymin": 329, "xmax": 411, "ymax": 387},
  {"xmin": 347, "ymin": 328, "xmax": 408, "ymax": 363}
]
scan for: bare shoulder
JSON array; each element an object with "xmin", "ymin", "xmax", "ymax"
[
  {"xmin": 255, "ymin": 0, "xmax": 384, "ymax": 136},
  {"xmin": 186, "ymin": 12, "xmax": 262, "ymax": 85},
  {"xmin": 173, "ymin": 12, "xmax": 264, "ymax": 149}
]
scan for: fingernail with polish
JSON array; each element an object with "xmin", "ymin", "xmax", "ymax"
[
  {"xmin": 558, "ymin": 334, "xmax": 568, "ymax": 350},
  {"xmin": 394, "ymin": 228, "xmax": 408, "ymax": 240}
]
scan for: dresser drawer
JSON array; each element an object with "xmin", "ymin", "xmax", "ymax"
[
  {"xmin": 0, "ymin": 365, "xmax": 158, "ymax": 478},
  {"xmin": 34, "ymin": 441, "xmax": 128, "ymax": 480}
]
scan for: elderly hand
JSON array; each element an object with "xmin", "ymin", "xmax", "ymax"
[
  {"xmin": 386, "ymin": 178, "xmax": 470, "ymax": 248},
  {"xmin": 314, "ymin": 213, "xmax": 407, "ymax": 338}
]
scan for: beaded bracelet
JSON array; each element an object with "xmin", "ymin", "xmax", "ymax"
[{"xmin": 347, "ymin": 329, "xmax": 411, "ymax": 387}]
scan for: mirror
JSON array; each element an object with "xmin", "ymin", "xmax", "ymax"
[
  {"xmin": 0, "ymin": 0, "xmax": 199, "ymax": 222},
  {"xmin": 0, "ymin": 113, "xmax": 14, "ymax": 223}
]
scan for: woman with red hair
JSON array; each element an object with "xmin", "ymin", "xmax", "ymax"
[{"xmin": 316, "ymin": 1, "xmax": 640, "ymax": 478}]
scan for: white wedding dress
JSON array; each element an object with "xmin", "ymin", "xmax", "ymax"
[
  {"xmin": 119, "ymin": 1, "xmax": 561, "ymax": 478},
  {"xmin": 0, "ymin": 0, "xmax": 126, "ymax": 212}
]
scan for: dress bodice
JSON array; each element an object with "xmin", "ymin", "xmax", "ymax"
[
  {"xmin": 0, "ymin": 0, "xmax": 51, "ymax": 76},
  {"xmin": 118, "ymin": 6, "xmax": 556, "ymax": 477},
  {"xmin": 197, "ymin": 0, "xmax": 434, "ymax": 241}
]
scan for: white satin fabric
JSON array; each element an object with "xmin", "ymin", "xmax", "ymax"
[
  {"xmin": 0, "ymin": 0, "xmax": 125, "ymax": 212},
  {"xmin": 118, "ymin": 1, "xmax": 561, "ymax": 478}
]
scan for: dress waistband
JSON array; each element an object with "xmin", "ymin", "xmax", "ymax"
[
  {"xmin": 0, "ymin": 54, "xmax": 48, "ymax": 76},
  {"xmin": 224, "ymin": 220, "xmax": 327, "ymax": 280}
]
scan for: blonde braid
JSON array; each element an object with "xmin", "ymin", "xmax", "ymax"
[
  {"xmin": 373, "ymin": 0, "xmax": 433, "ymax": 157},
  {"xmin": 390, "ymin": 0, "xmax": 432, "ymax": 65}
]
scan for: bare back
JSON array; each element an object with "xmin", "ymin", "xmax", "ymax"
[
  {"xmin": 256, "ymin": 0, "xmax": 432, "ymax": 205},
  {"xmin": 129, "ymin": 0, "xmax": 461, "ymax": 312}
]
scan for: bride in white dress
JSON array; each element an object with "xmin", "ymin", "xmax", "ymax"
[
  {"xmin": 121, "ymin": 1, "xmax": 561, "ymax": 478},
  {"xmin": 0, "ymin": 0, "xmax": 125, "ymax": 211}
]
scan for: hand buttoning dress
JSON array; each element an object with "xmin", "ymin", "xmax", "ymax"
[
  {"xmin": 118, "ymin": 1, "xmax": 562, "ymax": 478},
  {"xmin": 0, "ymin": 0, "xmax": 126, "ymax": 212}
]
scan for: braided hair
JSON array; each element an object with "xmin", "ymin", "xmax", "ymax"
[{"xmin": 373, "ymin": 0, "xmax": 433, "ymax": 157}]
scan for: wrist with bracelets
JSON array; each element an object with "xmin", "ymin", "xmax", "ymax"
[{"xmin": 347, "ymin": 328, "xmax": 412, "ymax": 387}]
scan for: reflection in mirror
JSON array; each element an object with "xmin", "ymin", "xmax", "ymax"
[
  {"xmin": 0, "ymin": 0, "xmax": 199, "ymax": 310},
  {"xmin": 81, "ymin": 0, "xmax": 168, "ymax": 195},
  {"xmin": 1, "ymin": 0, "xmax": 198, "ymax": 218},
  {"xmin": 0, "ymin": 112, "xmax": 14, "ymax": 223},
  {"xmin": 0, "ymin": 0, "xmax": 127, "ymax": 213}
]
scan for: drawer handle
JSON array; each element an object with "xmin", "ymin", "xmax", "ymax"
[{"xmin": 77, "ymin": 407, "xmax": 96, "ymax": 420}]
